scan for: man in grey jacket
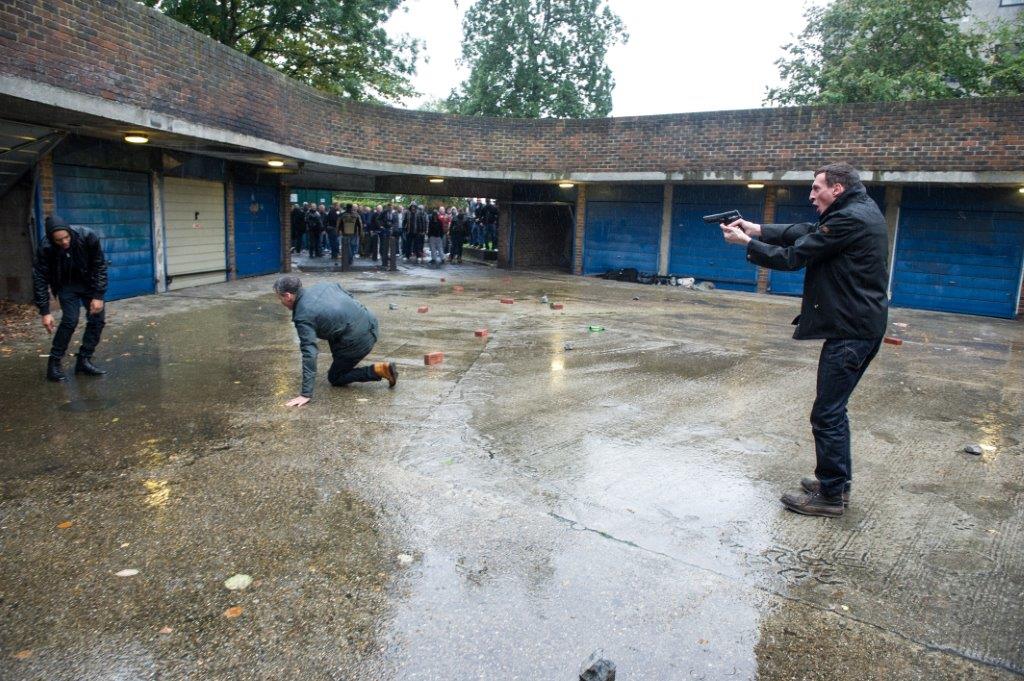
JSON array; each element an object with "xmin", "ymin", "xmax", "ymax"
[{"xmin": 274, "ymin": 276, "xmax": 397, "ymax": 407}]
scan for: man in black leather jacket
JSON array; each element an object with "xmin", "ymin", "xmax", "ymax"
[
  {"xmin": 721, "ymin": 163, "xmax": 889, "ymax": 517},
  {"xmin": 32, "ymin": 215, "xmax": 109, "ymax": 381}
]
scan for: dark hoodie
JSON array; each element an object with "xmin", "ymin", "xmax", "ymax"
[{"xmin": 32, "ymin": 215, "xmax": 109, "ymax": 314}]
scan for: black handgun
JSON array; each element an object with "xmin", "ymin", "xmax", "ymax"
[{"xmin": 702, "ymin": 210, "xmax": 743, "ymax": 225}]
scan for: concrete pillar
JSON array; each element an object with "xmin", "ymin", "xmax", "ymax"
[
  {"xmin": 757, "ymin": 185, "xmax": 778, "ymax": 294},
  {"xmin": 573, "ymin": 185, "xmax": 587, "ymax": 275},
  {"xmin": 151, "ymin": 171, "xmax": 167, "ymax": 293},
  {"xmin": 497, "ymin": 202, "xmax": 510, "ymax": 269},
  {"xmin": 658, "ymin": 183, "xmax": 673, "ymax": 276},
  {"xmin": 280, "ymin": 184, "xmax": 291, "ymax": 273},
  {"xmin": 225, "ymin": 176, "xmax": 237, "ymax": 281}
]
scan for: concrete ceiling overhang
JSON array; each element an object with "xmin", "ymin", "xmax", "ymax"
[{"xmin": 0, "ymin": 118, "xmax": 64, "ymax": 198}]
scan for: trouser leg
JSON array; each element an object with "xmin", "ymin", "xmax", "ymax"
[
  {"xmin": 811, "ymin": 338, "xmax": 881, "ymax": 497},
  {"xmin": 78, "ymin": 296, "xmax": 106, "ymax": 358},
  {"xmin": 327, "ymin": 344, "xmax": 380, "ymax": 386},
  {"xmin": 51, "ymin": 290, "xmax": 84, "ymax": 360}
]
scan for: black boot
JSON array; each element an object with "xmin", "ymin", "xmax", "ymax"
[
  {"xmin": 47, "ymin": 357, "xmax": 67, "ymax": 382},
  {"xmin": 75, "ymin": 355, "xmax": 107, "ymax": 376}
]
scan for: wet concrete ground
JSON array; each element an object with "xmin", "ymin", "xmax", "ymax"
[{"xmin": 1, "ymin": 264, "xmax": 1022, "ymax": 680}]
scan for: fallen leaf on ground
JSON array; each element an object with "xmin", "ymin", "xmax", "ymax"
[
  {"xmin": 159, "ymin": 626, "xmax": 174, "ymax": 634},
  {"xmin": 223, "ymin": 606, "xmax": 243, "ymax": 618},
  {"xmin": 115, "ymin": 569, "xmax": 139, "ymax": 577},
  {"xmin": 13, "ymin": 650, "xmax": 32, "ymax": 660},
  {"xmin": 56, "ymin": 520, "xmax": 74, "ymax": 529}
]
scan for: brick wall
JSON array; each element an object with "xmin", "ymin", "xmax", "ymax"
[{"xmin": 1, "ymin": 0, "xmax": 1022, "ymax": 177}]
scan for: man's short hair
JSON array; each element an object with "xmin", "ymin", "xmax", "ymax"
[
  {"xmin": 815, "ymin": 162, "xmax": 861, "ymax": 189},
  {"xmin": 273, "ymin": 275, "xmax": 302, "ymax": 295}
]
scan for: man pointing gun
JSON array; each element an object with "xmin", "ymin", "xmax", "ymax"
[{"xmin": 718, "ymin": 163, "xmax": 889, "ymax": 517}]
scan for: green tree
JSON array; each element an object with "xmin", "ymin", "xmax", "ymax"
[
  {"xmin": 143, "ymin": 0, "xmax": 422, "ymax": 102},
  {"xmin": 449, "ymin": 0, "xmax": 627, "ymax": 118},
  {"xmin": 765, "ymin": 0, "xmax": 1024, "ymax": 106}
]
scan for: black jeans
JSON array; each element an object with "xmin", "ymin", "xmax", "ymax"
[
  {"xmin": 308, "ymin": 228, "xmax": 324, "ymax": 257},
  {"xmin": 326, "ymin": 229, "xmax": 339, "ymax": 259},
  {"xmin": 811, "ymin": 338, "xmax": 882, "ymax": 497},
  {"xmin": 327, "ymin": 337, "xmax": 380, "ymax": 387},
  {"xmin": 450, "ymin": 238, "xmax": 465, "ymax": 261},
  {"xmin": 51, "ymin": 287, "xmax": 105, "ymax": 360}
]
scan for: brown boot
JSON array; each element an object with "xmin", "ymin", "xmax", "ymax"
[
  {"xmin": 780, "ymin": 490, "xmax": 844, "ymax": 517},
  {"xmin": 373, "ymin": 362, "xmax": 398, "ymax": 388},
  {"xmin": 800, "ymin": 477, "xmax": 850, "ymax": 506}
]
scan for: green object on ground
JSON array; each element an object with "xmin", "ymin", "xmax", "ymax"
[{"xmin": 588, "ymin": 325, "xmax": 604, "ymax": 332}]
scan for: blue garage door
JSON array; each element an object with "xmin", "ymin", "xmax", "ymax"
[
  {"xmin": 53, "ymin": 164, "xmax": 154, "ymax": 300},
  {"xmin": 583, "ymin": 185, "xmax": 662, "ymax": 275},
  {"xmin": 235, "ymin": 183, "xmax": 281, "ymax": 278},
  {"xmin": 770, "ymin": 185, "xmax": 887, "ymax": 297},
  {"xmin": 670, "ymin": 185, "xmax": 764, "ymax": 291},
  {"xmin": 892, "ymin": 187, "xmax": 1024, "ymax": 319}
]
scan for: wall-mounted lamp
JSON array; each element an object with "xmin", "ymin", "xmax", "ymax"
[
  {"xmin": 747, "ymin": 183, "xmax": 765, "ymax": 189},
  {"xmin": 558, "ymin": 182, "xmax": 575, "ymax": 189},
  {"xmin": 1019, "ymin": 187, "xmax": 1024, "ymax": 194},
  {"xmin": 428, "ymin": 177, "xmax": 444, "ymax": 184},
  {"xmin": 123, "ymin": 134, "xmax": 149, "ymax": 144},
  {"xmin": 267, "ymin": 160, "xmax": 285, "ymax": 167}
]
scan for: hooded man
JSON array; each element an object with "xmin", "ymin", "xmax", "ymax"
[
  {"xmin": 274, "ymin": 276, "xmax": 397, "ymax": 407},
  {"xmin": 32, "ymin": 215, "xmax": 109, "ymax": 381}
]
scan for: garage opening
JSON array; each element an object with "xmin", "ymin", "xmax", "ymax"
[{"xmin": 510, "ymin": 203, "xmax": 574, "ymax": 271}]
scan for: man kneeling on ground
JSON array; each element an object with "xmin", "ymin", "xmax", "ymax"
[{"xmin": 274, "ymin": 276, "xmax": 397, "ymax": 407}]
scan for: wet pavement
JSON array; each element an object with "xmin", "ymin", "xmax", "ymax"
[{"xmin": 1, "ymin": 263, "xmax": 1022, "ymax": 680}]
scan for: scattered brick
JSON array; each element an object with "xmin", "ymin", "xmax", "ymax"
[
  {"xmin": 500, "ymin": 298, "xmax": 515, "ymax": 304},
  {"xmin": 550, "ymin": 303, "xmax": 564, "ymax": 310},
  {"xmin": 883, "ymin": 336, "xmax": 903, "ymax": 346},
  {"xmin": 417, "ymin": 306, "xmax": 429, "ymax": 313},
  {"xmin": 453, "ymin": 285, "xmax": 464, "ymax": 292},
  {"xmin": 474, "ymin": 329, "xmax": 488, "ymax": 337},
  {"xmin": 424, "ymin": 351, "xmax": 444, "ymax": 365}
]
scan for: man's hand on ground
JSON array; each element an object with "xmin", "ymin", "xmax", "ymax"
[
  {"xmin": 285, "ymin": 395, "xmax": 311, "ymax": 407},
  {"xmin": 41, "ymin": 314, "xmax": 55, "ymax": 334},
  {"xmin": 89, "ymin": 299, "xmax": 104, "ymax": 315}
]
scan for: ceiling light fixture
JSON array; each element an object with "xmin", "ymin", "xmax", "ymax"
[
  {"xmin": 267, "ymin": 160, "xmax": 285, "ymax": 167},
  {"xmin": 558, "ymin": 182, "xmax": 575, "ymax": 189},
  {"xmin": 428, "ymin": 177, "xmax": 444, "ymax": 183},
  {"xmin": 123, "ymin": 134, "xmax": 149, "ymax": 144},
  {"xmin": 747, "ymin": 183, "xmax": 765, "ymax": 189}
]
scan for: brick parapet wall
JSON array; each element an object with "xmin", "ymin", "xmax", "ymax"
[
  {"xmin": 38, "ymin": 153, "xmax": 54, "ymax": 218},
  {"xmin": 2, "ymin": 0, "xmax": 1023, "ymax": 177}
]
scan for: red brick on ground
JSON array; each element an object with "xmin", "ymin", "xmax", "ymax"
[
  {"xmin": 474, "ymin": 329, "xmax": 488, "ymax": 337},
  {"xmin": 424, "ymin": 352, "xmax": 444, "ymax": 365},
  {"xmin": 453, "ymin": 286, "xmax": 464, "ymax": 293},
  {"xmin": 417, "ymin": 306, "xmax": 429, "ymax": 313},
  {"xmin": 500, "ymin": 298, "xmax": 514, "ymax": 304},
  {"xmin": 884, "ymin": 336, "xmax": 903, "ymax": 346},
  {"xmin": 550, "ymin": 303, "xmax": 564, "ymax": 310}
]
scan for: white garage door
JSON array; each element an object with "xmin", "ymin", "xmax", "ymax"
[{"xmin": 163, "ymin": 177, "xmax": 227, "ymax": 290}]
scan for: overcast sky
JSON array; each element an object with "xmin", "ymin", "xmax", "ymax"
[{"xmin": 386, "ymin": 0, "xmax": 830, "ymax": 117}]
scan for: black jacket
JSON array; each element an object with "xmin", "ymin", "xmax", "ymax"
[
  {"xmin": 745, "ymin": 184, "xmax": 889, "ymax": 340},
  {"xmin": 33, "ymin": 226, "xmax": 108, "ymax": 314},
  {"xmin": 450, "ymin": 215, "xmax": 469, "ymax": 241},
  {"xmin": 413, "ymin": 209, "xmax": 429, "ymax": 236},
  {"xmin": 306, "ymin": 210, "xmax": 324, "ymax": 233},
  {"xmin": 290, "ymin": 206, "xmax": 305, "ymax": 231},
  {"xmin": 427, "ymin": 212, "xmax": 444, "ymax": 238}
]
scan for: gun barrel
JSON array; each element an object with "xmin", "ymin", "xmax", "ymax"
[{"xmin": 702, "ymin": 210, "xmax": 742, "ymax": 224}]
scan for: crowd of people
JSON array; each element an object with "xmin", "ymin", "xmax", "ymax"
[{"xmin": 289, "ymin": 198, "xmax": 500, "ymax": 268}]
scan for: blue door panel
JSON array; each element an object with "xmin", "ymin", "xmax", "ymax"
[
  {"xmin": 670, "ymin": 185, "xmax": 763, "ymax": 292},
  {"xmin": 234, "ymin": 183, "xmax": 281, "ymax": 277},
  {"xmin": 53, "ymin": 164, "xmax": 154, "ymax": 300},
  {"xmin": 583, "ymin": 200, "xmax": 661, "ymax": 275},
  {"xmin": 892, "ymin": 187, "xmax": 1024, "ymax": 319}
]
